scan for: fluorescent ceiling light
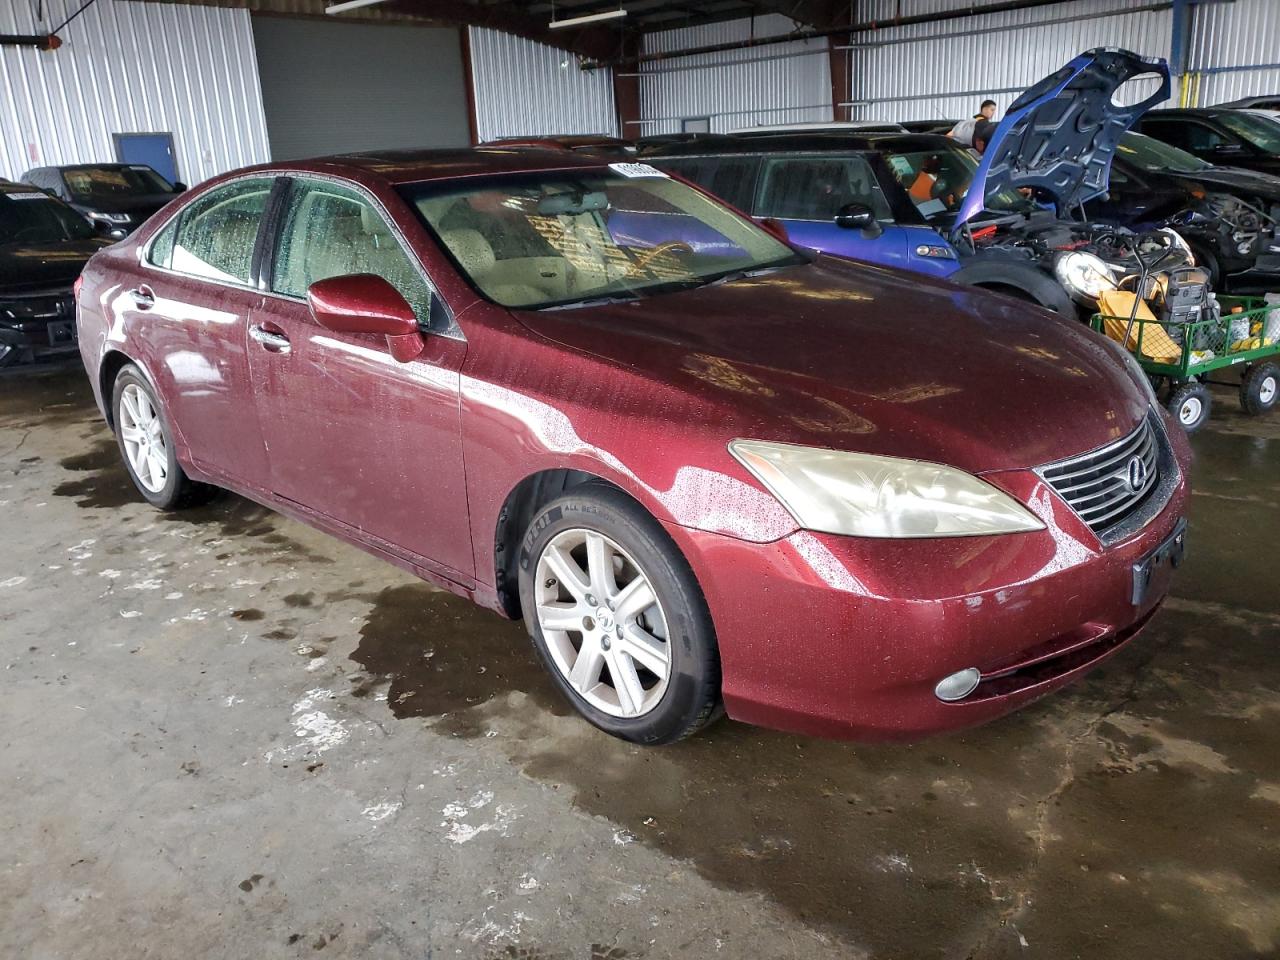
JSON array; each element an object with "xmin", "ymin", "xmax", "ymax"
[
  {"xmin": 548, "ymin": 8, "xmax": 627, "ymax": 29},
  {"xmin": 326, "ymin": 0, "xmax": 390, "ymax": 14}
]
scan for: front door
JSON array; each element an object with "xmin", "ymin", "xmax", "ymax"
[
  {"xmin": 247, "ymin": 177, "xmax": 473, "ymax": 580},
  {"xmin": 129, "ymin": 176, "xmax": 275, "ymax": 486},
  {"xmin": 753, "ymin": 154, "xmax": 911, "ymax": 267}
]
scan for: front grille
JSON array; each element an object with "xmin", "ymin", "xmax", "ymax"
[
  {"xmin": 0, "ymin": 290, "xmax": 74, "ymax": 322},
  {"xmin": 1038, "ymin": 414, "xmax": 1161, "ymax": 538}
]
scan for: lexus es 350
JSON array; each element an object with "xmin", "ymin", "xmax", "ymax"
[{"xmin": 74, "ymin": 149, "xmax": 1190, "ymax": 744}]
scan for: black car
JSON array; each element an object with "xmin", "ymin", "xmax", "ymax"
[
  {"xmin": 0, "ymin": 181, "xmax": 111, "ymax": 367},
  {"xmin": 900, "ymin": 119, "xmax": 956, "ymax": 135},
  {"xmin": 1084, "ymin": 131, "xmax": 1280, "ymax": 286},
  {"xmin": 1215, "ymin": 95, "xmax": 1280, "ymax": 111},
  {"xmin": 1135, "ymin": 108, "xmax": 1280, "ymax": 177},
  {"xmin": 20, "ymin": 163, "xmax": 184, "ymax": 238}
]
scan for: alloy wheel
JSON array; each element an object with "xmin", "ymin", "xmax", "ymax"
[
  {"xmin": 119, "ymin": 383, "xmax": 169, "ymax": 494},
  {"xmin": 533, "ymin": 528, "xmax": 671, "ymax": 719}
]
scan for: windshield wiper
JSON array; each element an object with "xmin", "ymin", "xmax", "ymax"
[{"xmin": 536, "ymin": 291, "xmax": 647, "ymax": 311}]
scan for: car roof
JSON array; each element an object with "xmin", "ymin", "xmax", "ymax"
[
  {"xmin": 249, "ymin": 147, "xmax": 615, "ymax": 186},
  {"xmin": 641, "ymin": 130, "xmax": 955, "ymax": 157}
]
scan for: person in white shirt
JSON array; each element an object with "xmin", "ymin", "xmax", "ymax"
[{"xmin": 949, "ymin": 100, "xmax": 997, "ymax": 147}]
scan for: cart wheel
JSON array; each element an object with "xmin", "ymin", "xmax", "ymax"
[
  {"xmin": 1167, "ymin": 381, "xmax": 1212, "ymax": 433},
  {"xmin": 1240, "ymin": 362, "xmax": 1279, "ymax": 416}
]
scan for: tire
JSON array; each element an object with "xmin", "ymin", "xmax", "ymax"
[
  {"xmin": 517, "ymin": 483, "xmax": 721, "ymax": 744},
  {"xmin": 1166, "ymin": 380, "xmax": 1212, "ymax": 433},
  {"xmin": 111, "ymin": 364, "xmax": 217, "ymax": 510},
  {"xmin": 1240, "ymin": 362, "xmax": 1279, "ymax": 416},
  {"xmin": 951, "ymin": 258, "xmax": 1076, "ymax": 316}
]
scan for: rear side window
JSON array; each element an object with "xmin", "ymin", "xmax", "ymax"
[
  {"xmin": 147, "ymin": 218, "xmax": 178, "ymax": 269},
  {"xmin": 169, "ymin": 178, "xmax": 272, "ymax": 285},
  {"xmin": 271, "ymin": 178, "xmax": 432, "ymax": 322},
  {"xmin": 756, "ymin": 155, "xmax": 891, "ymax": 222}
]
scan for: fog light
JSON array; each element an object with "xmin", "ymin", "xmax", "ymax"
[{"xmin": 935, "ymin": 667, "xmax": 981, "ymax": 702}]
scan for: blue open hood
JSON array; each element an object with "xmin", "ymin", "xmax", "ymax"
[{"xmin": 956, "ymin": 48, "xmax": 1171, "ymax": 227}]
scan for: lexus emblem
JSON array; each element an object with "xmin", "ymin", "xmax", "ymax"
[{"xmin": 1125, "ymin": 456, "xmax": 1148, "ymax": 493}]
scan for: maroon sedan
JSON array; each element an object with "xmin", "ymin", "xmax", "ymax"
[{"xmin": 75, "ymin": 148, "xmax": 1190, "ymax": 744}]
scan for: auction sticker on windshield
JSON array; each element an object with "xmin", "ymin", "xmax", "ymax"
[
  {"xmin": 7, "ymin": 192, "xmax": 50, "ymax": 201},
  {"xmin": 609, "ymin": 162, "xmax": 669, "ymax": 179}
]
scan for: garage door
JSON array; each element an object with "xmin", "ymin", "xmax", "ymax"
[{"xmin": 251, "ymin": 17, "xmax": 471, "ymax": 160}]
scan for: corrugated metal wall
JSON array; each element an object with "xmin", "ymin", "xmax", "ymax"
[
  {"xmin": 638, "ymin": 14, "xmax": 832, "ymax": 135},
  {"xmin": 839, "ymin": 0, "xmax": 1172, "ymax": 123},
  {"xmin": 1186, "ymin": 0, "xmax": 1280, "ymax": 106},
  {"xmin": 0, "ymin": 0, "xmax": 268, "ymax": 184},
  {"xmin": 468, "ymin": 27, "xmax": 618, "ymax": 143}
]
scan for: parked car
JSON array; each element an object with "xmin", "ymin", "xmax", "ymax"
[
  {"xmin": 1135, "ymin": 108, "xmax": 1280, "ymax": 177},
  {"xmin": 1084, "ymin": 131, "xmax": 1280, "ymax": 285},
  {"xmin": 1214, "ymin": 95, "xmax": 1280, "ymax": 111},
  {"xmin": 732, "ymin": 121, "xmax": 907, "ymax": 134},
  {"xmin": 484, "ymin": 135, "xmax": 636, "ymax": 158},
  {"xmin": 643, "ymin": 51, "xmax": 1195, "ymax": 317},
  {"xmin": 0, "ymin": 180, "xmax": 110, "ymax": 367},
  {"xmin": 76, "ymin": 148, "xmax": 1190, "ymax": 744},
  {"xmin": 21, "ymin": 163, "xmax": 185, "ymax": 237},
  {"xmin": 900, "ymin": 119, "xmax": 956, "ymax": 135}
]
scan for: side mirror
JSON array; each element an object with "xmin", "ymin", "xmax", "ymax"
[
  {"xmin": 756, "ymin": 217, "xmax": 789, "ymax": 243},
  {"xmin": 834, "ymin": 203, "xmax": 881, "ymax": 236},
  {"xmin": 307, "ymin": 273, "xmax": 425, "ymax": 363},
  {"xmin": 171, "ymin": 181, "xmax": 187, "ymax": 192}
]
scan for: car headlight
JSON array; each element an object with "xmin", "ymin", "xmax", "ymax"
[
  {"xmin": 1159, "ymin": 227, "xmax": 1194, "ymax": 265},
  {"xmin": 728, "ymin": 440, "xmax": 1045, "ymax": 538},
  {"xmin": 86, "ymin": 211, "xmax": 132, "ymax": 225},
  {"xmin": 1053, "ymin": 251, "xmax": 1118, "ymax": 305}
]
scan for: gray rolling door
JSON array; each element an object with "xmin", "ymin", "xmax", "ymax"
[{"xmin": 252, "ymin": 17, "xmax": 471, "ymax": 160}]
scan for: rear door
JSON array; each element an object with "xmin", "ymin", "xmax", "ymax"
[
  {"xmin": 247, "ymin": 176, "xmax": 472, "ymax": 580},
  {"xmin": 753, "ymin": 153, "xmax": 911, "ymax": 266},
  {"xmin": 125, "ymin": 177, "xmax": 275, "ymax": 487}
]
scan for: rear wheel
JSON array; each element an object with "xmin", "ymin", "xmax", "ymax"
[
  {"xmin": 1240, "ymin": 362, "xmax": 1279, "ymax": 416},
  {"xmin": 111, "ymin": 364, "xmax": 217, "ymax": 509},
  {"xmin": 518, "ymin": 484, "xmax": 721, "ymax": 744},
  {"xmin": 1166, "ymin": 380, "xmax": 1212, "ymax": 433}
]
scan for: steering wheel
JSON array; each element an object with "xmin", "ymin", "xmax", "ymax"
[{"xmin": 633, "ymin": 240, "xmax": 695, "ymax": 272}]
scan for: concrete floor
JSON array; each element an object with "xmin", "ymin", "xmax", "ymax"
[{"xmin": 2, "ymin": 361, "xmax": 1278, "ymax": 960}]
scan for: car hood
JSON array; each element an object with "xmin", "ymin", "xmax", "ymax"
[
  {"xmin": 1175, "ymin": 165, "xmax": 1280, "ymax": 202},
  {"xmin": 958, "ymin": 49, "xmax": 1171, "ymax": 227},
  {"xmin": 0, "ymin": 237, "xmax": 110, "ymax": 292},
  {"xmin": 513, "ymin": 258, "xmax": 1151, "ymax": 474}
]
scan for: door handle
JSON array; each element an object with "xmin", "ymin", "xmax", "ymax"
[
  {"xmin": 129, "ymin": 285, "xmax": 155, "ymax": 310},
  {"xmin": 249, "ymin": 325, "xmax": 291, "ymax": 354}
]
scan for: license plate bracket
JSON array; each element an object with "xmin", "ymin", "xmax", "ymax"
[{"xmin": 1131, "ymin": 517, "xmax": 1187, "ymax": 607}]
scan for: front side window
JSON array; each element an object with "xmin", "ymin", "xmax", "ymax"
[
  {"xmin": 1217, "ymin": 112, "xmax": 1280, "ymax": 153},
  {"xmin": 0, "ymin": 190, "xmax": 96, "ymax": 244},
  {"xmin": 272, "ymin": 179, "xmax": 432, "ymax": 322},
  {"xmin": 756, "ymin": 155, "xmax": 891, "ymax": 221},
  {"xmin": 169, "ymin": 178, "xmax": 272, "ymax": 285},
  {"xmin": 399, "ymin": 168, "xmax": 803, "ymax": 309},
  {"xmin": 64, "ymin": 165, "xmax": 175, "ymax": 199}
]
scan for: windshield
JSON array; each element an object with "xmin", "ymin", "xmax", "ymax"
[
  {"xmin": 400, "ymin": 167, "xmax": 804, "ymax": 309},
  {"xmin": 1217, "ymin": 112, "xmax": 1280, "ymax": 154},
  {"xmin": 63, "ymin": 165, "xmax": 174, "ymax": 199},
  {"xmin": 879, "ymin": 144, "xmax": 1031, "ymax": 220},
  {"xmin": 0, "ymin": 190, "xmax": 96, "ymax": 245},
  {"xmin": 1118, "ymin": 132, "xmax": 1209, "ymax": 173}
]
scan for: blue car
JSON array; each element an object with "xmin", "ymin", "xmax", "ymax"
[{"xmin": 644, "ymin": 48, "xmax": 1188, "ymax": 317}]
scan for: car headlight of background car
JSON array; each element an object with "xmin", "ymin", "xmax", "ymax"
[
  {"xmin": 729, "ymin": 440, "xmax": 1045, "ymax": 538},
  {"xmin": 1053, "ymin": 251, "xmax": 1118, "ymax": 305},
  {"xmin": 85, "ymin": 211, "xmax": 132, "ymax": 226}
]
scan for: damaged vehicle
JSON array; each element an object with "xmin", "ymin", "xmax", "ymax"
[
  {"xmin": 645, "ymin": 50, "xmax": 1203, "ymax": 320},
  {"xmin": 0, "ymin": 180, "xmax": 110, "ymax": 368},
  {"xmin": 1083, "ymin": 131, "xmax": 1280, "ymax": 286}
]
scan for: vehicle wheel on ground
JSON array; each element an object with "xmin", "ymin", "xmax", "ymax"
[
  {"xmin": 517, "ymin": 483, "xmax": 721, "ymax": 744},
  {"xmin": 111, "ymin": 364, "xmax": 217, "ymax": 510},
  {"xmin": 1240, "ymin": 362, "xmax": 1279, "ymax": 416},
  {"xmin": 1188, "ymin": 242, "xmax": 1221, "ymax": 290},
  {"xmin": 1166, "ymin": 380, "xmax": 1212, "ymax": 433}
]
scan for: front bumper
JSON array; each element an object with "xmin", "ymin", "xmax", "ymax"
[
  {"xmin": 665, "ymin": 416, "xmax": 1192, "ymax": 740},
  {"xmin": 0, "ymin": 290, "xmax": 78, "ymax": 357}
]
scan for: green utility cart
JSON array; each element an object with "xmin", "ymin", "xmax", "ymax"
[{"xmin": 1091, "ymin": 295, "xmax": 1280, "ymax": 432}]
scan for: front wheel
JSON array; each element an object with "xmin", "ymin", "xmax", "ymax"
[
  {"xmin": 1166, "ymin": 380, "xmax": 1212, "ymax": 433},
  {"xmin": 111, "ymin": 364, "xmax": 217, "ymax": 509},
  {"xmin": 518, "ymin": 484, "xmax": 721, "ymax": 744}
]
